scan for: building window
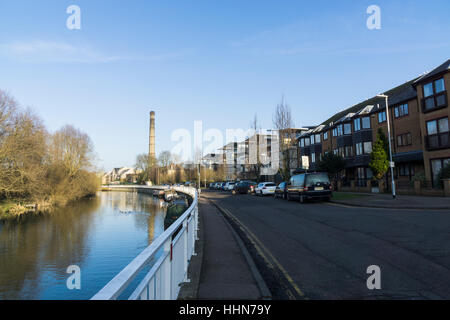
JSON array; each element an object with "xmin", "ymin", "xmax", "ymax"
[
  {"xmin": 397, "ymin": 133, "xmax": 412, "ymax": 147},
  {"xmin": 311, "ymin": 153, "xmax": 316, "ymax": 163},
  {"xmin": 425, "ymin": 78, "xmax": 445, "ymax": 97},
  {"xmin": 353, "ymin": 142, "xmax": 371, "ymax": 155},
  {"xmin": 337, "ymin": 124, "xmax": 343, "ymax": 136},
  {"xmin": 422, "ymin": 77, "xmax": 447, "ymax": 112},
  {"xmin": 315, "ymin": 134, "xmax": 321, "ymax": 144},
  {"xmin": 435, "ymin": 78, "xmax": 446, "ymax": 93},
  {"xmin": 354, "ymin": 118, "xmax": 361, "ymax": 131},
  {"xmin": 363, "ymin": 141, "xmax": 373, "ymax": 154},
  {"xmin": 427, "ymin": 117, "xmax": 449, "ymax": 135},
  {"xmin": 323, "ymin": 131, "xmax": 328, "ymax": 140},
  {"xmin": 431, "ymin": 158, "xmax": 450, "ymax": 186},
  {"xmin": 304, "ymin": 137, "xmax": 310, "ymax": 146},
  {"xmin": 356, "ymin": 167, "xmax": 373, "ymax": 186},
  {"xmin": 345, "ymin": 145, "xmax": 353, "ymax": 158},
  {"xmin": 355, "ymin": 143, "xmax": 363, "ymax": 156},
  {"xmin": 378, "ymin": 111, "xmax": 387, "ymax": 123},
  {"xmin": 338, "ymin": 147, "xmax": 345, "ymax": 158},
  {"xmin": 310, "ymin": 135, "xmax": 315, "ymax": 145},
  {"xmin": 394, "ymin": 103, "xmax": 409, "ymax": 118},
  {"xmin": 344, "ymin": 123, "xmax": 352, "ymax": 135},
  {"xmin": 362, "ymin": 117, "xmax": 371, "ymax": 129},
  {"xmin": 332, "ymin": 128, "xmax": 337, "ymax": 137},
  {"xmin": 426, "ymin": 117, "xmax": 450, "ymax": 150},
  {"xmin": 333, "ymin": 149, "xmax": 338, "ymax": 155},
  {"xmin": 300, "ymin": 139, "xmax": 304, "ymax": 147},
  {"xmin": 398, "ymin": 164, "xmax": 415, "ymax": 177}
]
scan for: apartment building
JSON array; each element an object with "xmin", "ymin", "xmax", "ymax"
[
  {"xmin": 204, "ymin": 130, "xmax": 280, "ymax": 181},
  {"xmin": 415, "ymin": 60, "xmax": 450, "ymax": 186},
  {"xmin": 298, "ymin": 59, "xmax": 450, "ymax": 188}
]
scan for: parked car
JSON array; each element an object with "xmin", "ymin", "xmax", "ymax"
[
  {"xmin": 225, "ymin": 182, "xmax": 236, "ymax": 191},
  {"xmin": 255, "ymin": 182, "xmax": 276, "ymax": 196},
  {"xmin": 274, "ymin": 182, "xmax": 288, "ymax": 200},
  {"xmin": 287, "ymin": 172, "xmax": 332, "ymax": 203},
  {"xmin": 232, "ymin": 181, "xmax": 257, "ymax": 194}
]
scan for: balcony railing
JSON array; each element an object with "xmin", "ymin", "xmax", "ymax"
[
  {"xmin": 425, "ymin": 132, "xmax": 450, "ymax": 151},
  {"xmin": 422, "ymin": 91, "xmax": 448, "ymax": 113}
]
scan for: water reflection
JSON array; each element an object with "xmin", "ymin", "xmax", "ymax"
[{"xmin": 0, "ymin": 191, "xmax": 166, "ymax": 300}]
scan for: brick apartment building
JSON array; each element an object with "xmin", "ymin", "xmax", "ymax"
[{"xmin": 297, "ymin": 59, "xmax": 450, "ymax": 189}]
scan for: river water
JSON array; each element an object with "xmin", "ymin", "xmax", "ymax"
[{"xmin": 0, "ymin": 191, "xmax": 167, "ymax": 300}]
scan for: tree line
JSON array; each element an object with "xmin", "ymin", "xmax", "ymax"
[
  {"xmin": 134, "ymin": 150, "xmax": 228, "ymax": 186},
  {"xmin": 0, "ymin": 90, "xmax": 99, "ymax": 217}
]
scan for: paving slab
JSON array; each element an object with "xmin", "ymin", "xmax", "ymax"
[{"xmin": 196, "ymin": 198, "xmax": 261, "ymax": 299}]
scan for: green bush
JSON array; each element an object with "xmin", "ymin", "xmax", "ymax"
[{"xmin": 369, "ymin": 129, "xmax": 389, "ymax": 180}]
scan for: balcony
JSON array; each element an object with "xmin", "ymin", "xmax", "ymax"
[
  {"xmin": 422, "ymin": 91, "xmax": 448, "ymax": 113},
  {"xmin": 425, "ymin": 132, "xmax": 450, "ymax": 151}
]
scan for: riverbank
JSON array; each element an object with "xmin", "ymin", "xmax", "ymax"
[{"xmin": 0, "ymin": 193, "xmax": 98, "ymax": 221}]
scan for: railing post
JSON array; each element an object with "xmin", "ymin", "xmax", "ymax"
[
  {"xmin": 162, "ymin": 239, "xmax": 172, "ymax": 300},
  {"xmin": 183, "ymin": 219, "xmax": 190, "ymax": 282},
  {"xmin": 195, "ymin": 200, "xmax": 199, "ymax": 241}
]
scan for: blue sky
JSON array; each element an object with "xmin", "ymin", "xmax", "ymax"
[{"xmin": 0, "ymin": 0, "xmax": 449, "ymax": 170}]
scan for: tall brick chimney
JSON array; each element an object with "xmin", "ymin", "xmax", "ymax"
[{"xmin": 149, "ymin": 111, "xmax": 156, "ymax": 161}]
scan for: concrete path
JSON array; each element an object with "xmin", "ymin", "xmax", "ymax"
[
  {"xmin": 331, "ymin": 192, "xmax": 450, "ymax": 209},
  {"xmin": 196, "ymin": 198, "xmax": 262, "ymax": 299}
]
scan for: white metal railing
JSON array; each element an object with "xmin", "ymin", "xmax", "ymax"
[{"xmin": 91, "ymin": 185, "xmax": 199, "ymax": 300}]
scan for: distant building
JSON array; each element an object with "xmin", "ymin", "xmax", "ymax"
[{"xmin": 102, "ymin": 167, "xmax": 143, "ymax": 185}]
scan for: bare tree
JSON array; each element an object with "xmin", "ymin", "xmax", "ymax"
[
  {"xmin": 158, "ymin": 151, "xmax": 173, "ymax": 167},
  {"xmin": 0, "ymin": 90, "xmax": 99, "ymax": 207},
  {"xmin": 0, "ymin": 90, "xmax": 17, "ymax": 139},
  {"xmin": 247, "ymin": 113, "xmax": 263, "ymax": 181},
  {"xmin": 0, "ymin": 107, "xmax": 47, "ymax": 198},
  {"xmin": 49, "ymin": 125, "xmax": 95, "ymax": 178},
  {"xmin": 273, "ymin": 96, "xmax": 295, "ymax": 181},
  {"xmin": 135, "ymin": 153, "xmax": 150, "ymax": 183}
]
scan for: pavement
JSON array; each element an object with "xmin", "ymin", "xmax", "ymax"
[
  {"xmin": 199, "ymin": 190, "xmax": 450, "ymax": 300},
  {"xmin": 331, "ymin": 192, "xmax": 450, "ymax": 210},
  {"xmin": 192, "ymin": 198, "xmax": 266, "ymax": 300}
]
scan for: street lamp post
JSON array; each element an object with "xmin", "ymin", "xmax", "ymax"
[{"xmin": 377, "ymin": 94, "xmax": 396, "ymax": 199}]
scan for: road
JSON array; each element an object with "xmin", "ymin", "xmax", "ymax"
[{"xmin": 203, "ymin": 190, "xmax": 450, "ymax": 299}]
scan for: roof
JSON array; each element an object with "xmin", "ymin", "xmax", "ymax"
[
  {"xmin": 335, "ymin": 112, "xmax": 356, "ymax": 124},
  {"xmin": 355, "ymin": 105, "xmax": 374, "ymax": 116},
  {"xmin": 414, "ymin": 59, "xmax": 450, "ymax": 85},
  {"xmin": 311, "ymin": 125, "xmax": 325, "ymax": 133},
  {"xmin": 321, "ymin": 78, "xmax": 418, "ymax": 127},
  {"xmin": 298, "ymin": 129, "xmax": 313, "ymax": 138}
]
